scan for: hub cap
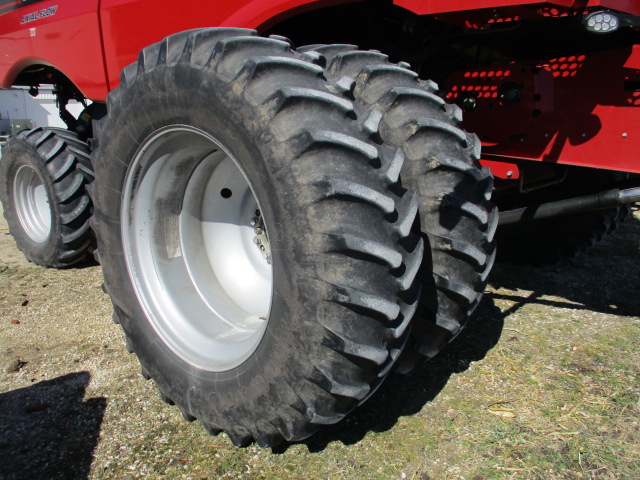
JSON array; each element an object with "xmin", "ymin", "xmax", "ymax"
[
  {"xmin": 13, "ymin": 165, "xmax": 52, "ymax": 243},
  {"xmin": 122, "ymin": 126, "xmax": 273, "ymax": 371}
]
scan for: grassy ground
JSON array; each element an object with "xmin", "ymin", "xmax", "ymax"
[{"xmin": 1, "ymin": 207, "xmax": 639, "ymax": 480}]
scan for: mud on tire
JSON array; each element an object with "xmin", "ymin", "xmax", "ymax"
[
  {"xmin": 298, "ymin": 45, "xmax": 497, "ymax": 359},
  {"xmin": 91, "ymin": 28, "xmax": 423, "ymax": 447},
  {"xmin": 0, "ymin": 127, "xmax": 93, "ymax": 267}
]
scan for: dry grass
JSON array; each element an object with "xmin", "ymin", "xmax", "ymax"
[{"xmin": 1, "ymin": 206, "xmax": 639, "ymax": 480}]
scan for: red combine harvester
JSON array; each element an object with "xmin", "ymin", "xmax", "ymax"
[{"xmin": 0, "ymin": 1, "xmax": 638, "ymax": 446}]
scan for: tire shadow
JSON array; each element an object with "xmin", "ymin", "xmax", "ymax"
[
  {"xmin": 275, "ymin": 207, "xmax": 639, "ymax": 453},
  {"xmin": 274, "ymin": 294, "xmax": 505, "ymax": 453},
  {"xmin": 0, "ymin": 371, "xmax": 106, "ymax": 480}
]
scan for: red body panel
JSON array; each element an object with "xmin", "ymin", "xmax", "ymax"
[
  {"xmin": 394, "ymin": 0, "xmax": 640, "ymax": 15},
  {"xmin": 0, "ymin": 0, "xmax": 107, "ymax": 99},
  {"xmin": 395, "ymin": 0, "xmax": 575, "ymax": 15},
  {"xmin": 7, "ymin": 0, "xmax": 639, "ymax": 101},
  {"xmin": 0, "ymin": 0, "xmax": 352, "ymax": 100},
  {"xmin": 0, "ymin": 0, "xmax": 639, "ymax": 175},
  {"xmin": 98, "ymin": 0, "xmax": 351, "ymax": 99},
  {"xmin": 599, "ymin": 0, "xmax": 640, "ymax": 14},
  {"xmin": 446, "ymin": 46, "xmax": 640, "ymax": 174}
]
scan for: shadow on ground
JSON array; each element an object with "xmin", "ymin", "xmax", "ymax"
[
  {"xmin": 291, "ymin": 294, "xmax": 505, "ymax": 453},
  {"xmin": 0, "ymin": 372, "xmax": 106, "ymax": 480},
  {"xmin": 274, "ymin": 207, "xmax": 640, "ymax": 453}
]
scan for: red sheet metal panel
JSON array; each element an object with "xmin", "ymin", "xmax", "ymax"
[
  {"xmin": 0, "ymin": 0, "xmax": 354, "ymax": 101},
  {"xmin": 97, "ymin": 0, "xmax": 352, "ymax": 99},
  {"xmin": 599, "ymin": 0, "xmax": 640, "ymax": 16},
  {"xmin": 0, "ymin": 0, "xmax": 108, "ymax": 100},
  {"xmin": 445, "ymin": 46, "xmax": 640, "ymax": 174},
  {"xmin": 394, "ymin": 0, "xmax": 640, "ymax": 16}
]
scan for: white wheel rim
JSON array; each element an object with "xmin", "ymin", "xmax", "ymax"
[
  {"xmin": 13, "ymin": 165, "xmax": 52, "ymax": 243},
  {"xmin": 122, "ymin": 125, "xmax": 273, "ymax": 371}
]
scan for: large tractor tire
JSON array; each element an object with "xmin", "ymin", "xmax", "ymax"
[
  {"xmin": 0, "ymin": 127, "xmax": 93, "ymax": 267},
  {"xmin": 90, "ymin": 29, "xmax": 423, "ymax": 447},
  {"xmin": 299, "ymin": 45, "xmax": 497, "ymax": 359}
]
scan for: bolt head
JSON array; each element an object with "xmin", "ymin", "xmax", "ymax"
[{"xmin": 461, "ymin": 95, "xmax": 477, "ymax": 111}]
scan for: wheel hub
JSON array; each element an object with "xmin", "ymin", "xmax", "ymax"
[
  {"xmin": 13, "ymin": 165, "xmax": 52, "ymax": 243},
  {"xmin": 251, "ymin": 210, "xmax": 271, "ymax": 264},
  {"xmin": 121, "ymin": 125, "xmax": 273, "ymax": 371}
]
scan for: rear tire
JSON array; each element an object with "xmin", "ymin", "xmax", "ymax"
[
  {"xmin": 0, "ymin": 127, "xmax": 93, "ymax": 267},
  {"xmin": 496, "ymin": 207, "xmax": 628, "ymax": 265},
  {"xmin": 495, "ymin": 169, "xmax": 630, "ymax": 265},
  {"xmin": 91, "ymin": 29, "xmax": 422, "ymax": 447}
]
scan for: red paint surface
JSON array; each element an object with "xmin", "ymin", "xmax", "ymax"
[
  {"xmin": 0, "ymin": 0, "xmax": 639, "ymax": 176},
  {"xmin": 0, "ymin": 0, "xmax": 352, "ymax": 99},
  {"xmin": 445, "ymin": 46, "xmax": 640, "ymax": 174},
  {"xmin": 394, "ymin": 0, "xmax": 640, "ymax": 16},
  {"xmin": 0, "ymin": 0, "xmax": 107, "ymax": 99},
  {"xmin": 480, "ymin": 159, "xmax": 520, "ymax": 179}
]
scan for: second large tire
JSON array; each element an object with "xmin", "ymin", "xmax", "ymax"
[
  {"xmin": 298, "ymin": 45, "xmax": 498, "ymax": 358},
  {"xmin": 91, "ymin": 29, "xmax": 423, "ymax": 447}
]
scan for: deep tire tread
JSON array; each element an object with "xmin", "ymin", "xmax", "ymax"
[
  {"xmin": 326, "ymin": 232, "xmax": 402, "ymax": 269},
  {"xmin": 316, "ymin": 178, "xmax": 395, "ymax": 215},
  {"xmin": 309, "ymin": 46, "xmax": 497, "ymax": 361}
]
